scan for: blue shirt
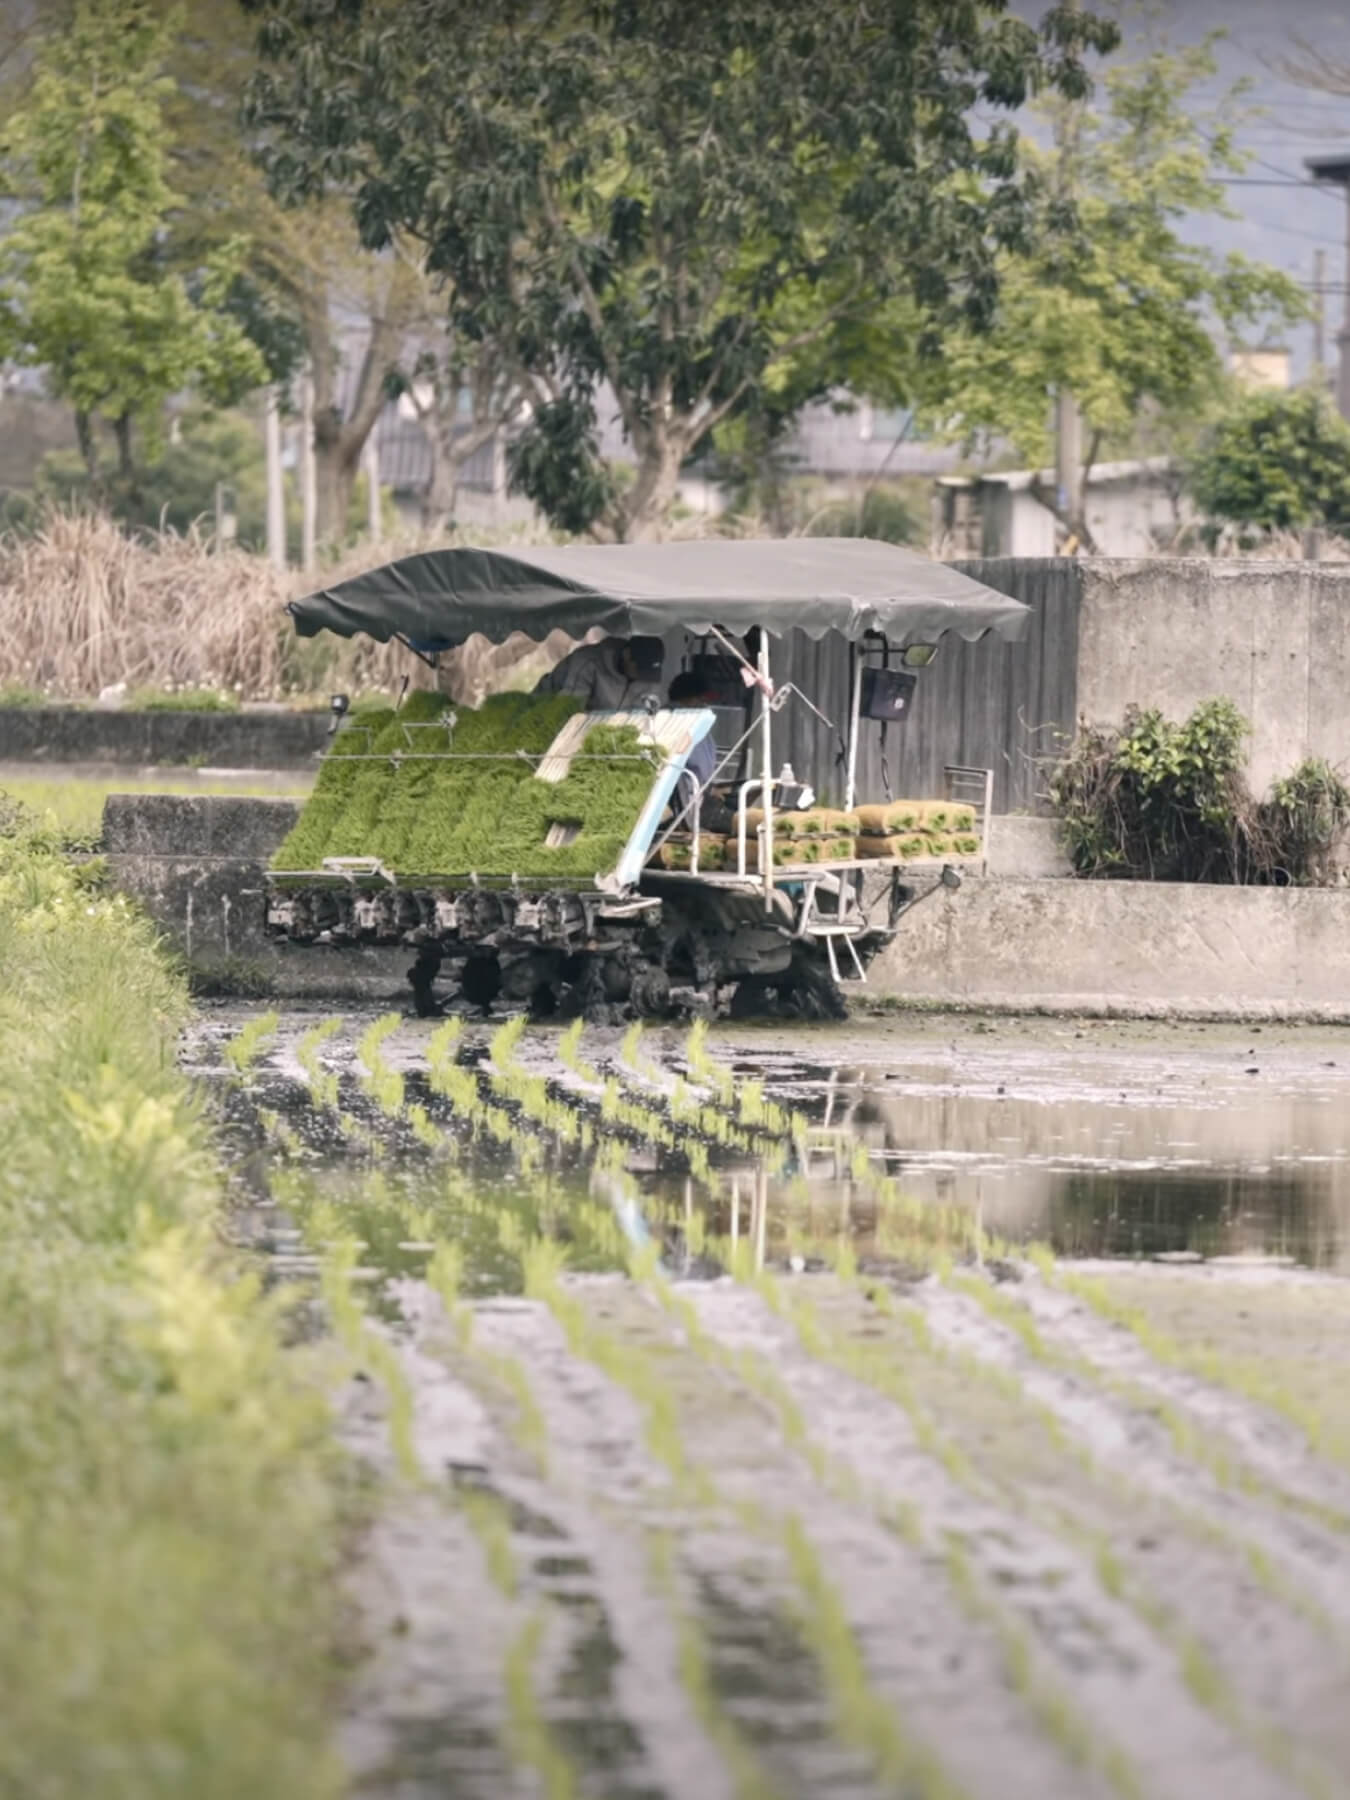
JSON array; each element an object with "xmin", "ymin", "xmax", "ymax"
[{"xmin": 685, "ymin": 729, "xmax": 717, "ymax": 790}]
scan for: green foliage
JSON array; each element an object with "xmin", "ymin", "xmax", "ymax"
[
  {"xmin": 804, "ymin": 484, "xmax": 924, "ymax": 547},
  {"xmin": 130, "ymin": 684, "xmax": 242, "ymax": 713},
  {"xmin": 1263, "ymin": 759, "xmax": 1350, "ymax": 888},
  {"xmin": 558, "ymin": 1017, "xmax": 600, "ymax": 1086},
  {"xmin": 272, "ymin": 692, "xmax": 663, "ymax": 881},
  {"xmin": 1050, "ymin": 702, "xmax": 1350, "ymax": 885},
  {"xmin": 297, "ymin": 1015, "xmax": 343, "ymax": 1110},
  {"xmin": 357, "ymin": 1011, "xmax": 405, "ymax": 1116},
  {"xmin": 930, "ymin": 39, "xmax": 1306, "ymax": 483},
  {"xmin": 0, "ymin": 2, "xmax": 265, "ymax": 477},
  {"xmin": 225, "ymin": 1007, "xmax": 281, "ymax": 1074},
  {"xmin": 0, "ymin": 823, "xmax": 343, "ymax": 1799},
  {"xmin": 29, "ymin": 404, "xmax": 392, "ymax": 549},
  {"xmin": 1050, "ymin": 700, "xmax": 1250, "ymax": 882},
  {"xmin": 247, "ymin": 0, "xmax": 1117, "ymax": 539},
  {"xmin": 1188, "ymin": 387, "xmax": 1350, "ymax": 535}
]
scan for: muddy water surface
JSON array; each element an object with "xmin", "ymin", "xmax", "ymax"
[
  {"xmin": 711, "ymin": 1015, "xmax": 1350, "ymax": 1268},
  {"xmin": 195, "ymin": 1008, "xmax": 1350, "ymax": 1800}
]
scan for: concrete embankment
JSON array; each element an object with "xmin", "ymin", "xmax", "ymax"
[
  {"xmin": 0, "ymin": 704, "xmax": 329, "ymax": 768},
  {"xmin": 875, "ymin": 875, "xmax": 1350, "ymax": 1021},
  {"xmin": 105, "ymin": 793, "xmax": 1350, "ymax": 1019},
  {"xmin": 104, "ymin": 793, "xmax": 409, "ymax": 998}
]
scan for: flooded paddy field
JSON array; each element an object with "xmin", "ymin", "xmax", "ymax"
[{"xmin": 191, "ymin": 1007, "xmax": 1350, "ymax": 1800}]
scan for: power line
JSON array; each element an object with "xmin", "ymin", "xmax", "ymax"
[
  {"xmin": 1218, "ymin": 177, "xmax": 1339, "ymax": 188},
  {"xmin": 1247, "ymin": 218, "xmax": 1345, "ymax": 245}
]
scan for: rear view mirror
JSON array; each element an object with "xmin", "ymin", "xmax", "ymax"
[{"xmin": 901, "ymin": 643, "xmax": 939, "ymax": 670}]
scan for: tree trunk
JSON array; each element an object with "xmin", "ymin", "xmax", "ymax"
[
  {"xmin": 313, "ymin": 437, "xmax": 358, "ymax": 548},
  {"xmin": 75, "ymin": 409, "xmax": 98, "ymax": 484},
  {"xmin": 419, "ymin": 427, "xmax": 459, "ymax": 535},
  {"xmin": 114, "ymin": 411, "xmax": 139, "ymax": 501},
  {"xmin": 419, "ymin": 416, "xmax": 501, "ymax": 535},
  {"xmin": 617, "ymin": 434, "xmax": 686, "ymax": 542}
]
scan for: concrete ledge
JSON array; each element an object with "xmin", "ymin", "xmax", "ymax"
[
  {"xmin": 985, "ymin": 815, "xmax": 1070, "ymax": 880},
  {"xmin": 0, "ymin": 706, "xmax": 329, "ymax": 767},
  {"xmin": 107, "ymin": 793, "xmax": 1350, "ymax": 1018},
  {"xmin": 104, "ymin": 794, "xmax": 410, "ymax": 999},
  {"xmin": 871, "ymin": 877, "xmax": 1350, "ymax": 1021},
  {"xmin": 104, "ymin": 793, "xmax": 301, "ymax": 860}
]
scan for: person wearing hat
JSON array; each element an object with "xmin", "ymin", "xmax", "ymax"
[{"xmin": 533, "ymin": 635, "xmax": 665, "ymax": 711}]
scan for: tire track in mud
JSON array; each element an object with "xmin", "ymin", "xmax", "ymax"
[
  {"xmin": 1014, "ymin": 1271, "xmax": 1350, "ymax": 1521},
  {"xmin": 909, "ymin": 1274, "xmax": 1350, "ymax": 1791},
  {"xmin": 701, "ymin": 1270, "xmax": 1350, "ymax": 1800},
  {"xmin": 203, "ymin": 1008, "xmax": 1350, "ymax": 1798}
]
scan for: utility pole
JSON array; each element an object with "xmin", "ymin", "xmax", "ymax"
[
  {"xmin": 1313, "ymin": 248, "xmax": 1327, "ymax": 379},
  {"xmin": 264, "ymin": 386, "xmax": 286, "ymax": 571},
  {"xmin": 1053, "ymin": 0, "xmax": 1084, "ymax": 545},
  {"xmin": 1055, "ymin": 388, "xmax": 1083, "ymax": 543},
  {"xmin": 1306, "ymin": 156, "xmax": 1350, "ymax": 421},
  {"xmin": 365, "ymin": 433, "xmax": 382, "ymax": 544},
  {"xmin": 299, "ymin": 368, "xmax": 317, "ymax": 574}
]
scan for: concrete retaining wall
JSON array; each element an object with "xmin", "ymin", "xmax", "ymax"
[
  {"xmin": 948, "ymin": 557, "xmax": 1350, "ymax": 805},
  {"xmin": 1070, "ymin": 559, "xmax": 1350, "ymax": 795},
  {"xmin": 0, "ymin": 705, "xmax": 329, "ymax": 767},
  {"xmin": 872, "ymin": 876, "xmax": 1350, "ymax": 1021},
  {"xmin": 103, "ymin": 794, "xmax": 410, "ymax": 999},
  {"xmin": 107, "ymin": 793, "xmax": 1346, "ymax": 1018}
]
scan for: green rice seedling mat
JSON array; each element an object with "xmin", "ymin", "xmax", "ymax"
[
  {"xmin": 854, "ymin": 830, "xmax": 981, "ymax": 861},
  {"xmin": 743, "ymin": 807, "xmax": 861, "ymax": 840},
  {"xmin": 855, "ymin": 798, "xmax": 976, "ymax": 835},
  {"xmin": 271, "ymin": 691, "xmax": 664, "ymax": 882}
]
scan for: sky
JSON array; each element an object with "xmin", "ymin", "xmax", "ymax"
[{"xmin": 1019, "ymin": 0, "xmax": 1350, "ymax": 378}]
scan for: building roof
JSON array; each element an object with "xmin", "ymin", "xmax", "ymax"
[
  {"xmin": 1306, "ymin": 153, "xmax": 1350, "ymax": 185},
  {"xmin": 936, "ymin": 456, "xmax": 1174, "ymax": 494}
]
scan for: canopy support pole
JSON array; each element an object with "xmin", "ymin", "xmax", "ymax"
[
  {"xmin": 843, "ymin": 645, "xmax": 863, "ymax": 813},
  {"xmin": 394, "ymin": 633, "xmax": 441, "ymax": 670},
  {"xmin": 759, "ymin": 635, "xmax": 773, "ymax": 910}
]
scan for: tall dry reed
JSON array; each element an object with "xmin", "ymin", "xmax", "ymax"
[
  {"xmin": 0, "ymin": 512, "xmax": 289, "ymax": 697},
  {"xmin": 0, "ymin": 508, "xmax": 575, "ymax": 701}
]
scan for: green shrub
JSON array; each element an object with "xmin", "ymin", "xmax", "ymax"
[
  {"xmin": 129, "ymin": 686, "xmax": 242, "ymax": 713},
  {"xmin": 1262, "ymin": 758, "xmax": 1350, "ymax": 885},
  {"xmin": 1050, "ymin": 700, "xmax": 1349, "ymax": 885},
  {"xmin": 0, "ymin": 682, "xmax": 46, "ymax": 708},
  {"xmin": 0, "ymin": 825, "xmax": 344, "ymax": 1798}
]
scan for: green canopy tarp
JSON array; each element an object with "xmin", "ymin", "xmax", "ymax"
[{"xmin": 288, "ymin": 538, "xmax": 1030, "ymax": 651}]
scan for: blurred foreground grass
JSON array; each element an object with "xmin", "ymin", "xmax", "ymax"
[
  {"xmin": 0, "ymin": 770, "xmax": 314, "ymax": 840},
  {"xmin": 0, "ymin": 822, "xmax": 343, "ymax": 1799}
]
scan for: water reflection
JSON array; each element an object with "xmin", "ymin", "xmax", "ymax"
[
  {"xmin": 745, "ymin": 1044, "xmax": 1350, "ymax": 1270},
  {"xmin": 236, "ymin": 1023, "xmax": 1350, "ymax": 1282}
]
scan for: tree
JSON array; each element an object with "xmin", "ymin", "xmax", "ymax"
[
  {"xmin": 1188, "ymin": 387, "xmax": 1350, "ymax": 536},
  {"xmin": 31, "ymin": 402, "xmax": 390, "ymax": 551},
  {"xmin": 244, "ymin": 0, "xmax": 1119, "ymax": 541},
  {"xmin": 148, "ymin": 2, "xmax": 423, "ymax": 546},
  {"xmin": 926, "ymin": 38, "xmax": 1306, "ymax": 548},
  {"xmin": 391, "ymin": 323, "xmax": 525, "ymax": 534},
  {"xmin": 0, "ymin": 0, "xmax": 265, "ymax": 492}
]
